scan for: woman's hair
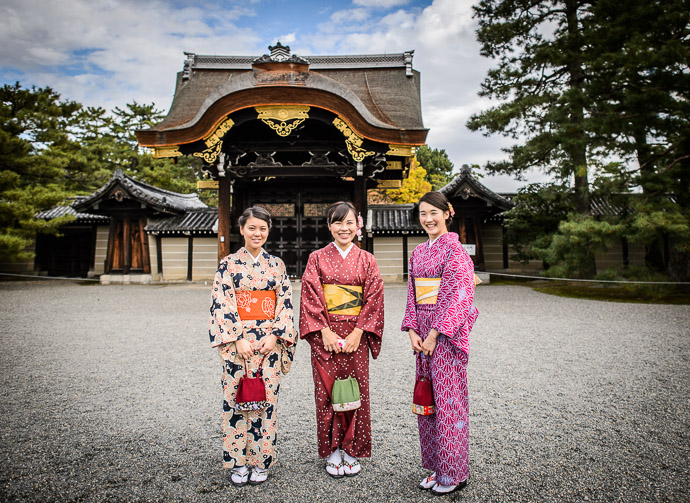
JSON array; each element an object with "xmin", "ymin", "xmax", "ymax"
[
  {"xmin": 326, "ymin": 201, "xmax": 357, "ymax": 225},
  {"xmin": 418, "ymin": 191, "xmax": 453, "ymax": 226},
  {"xmin": 238, "ymin": 205, "xmax": 272, "ymax": 229}
]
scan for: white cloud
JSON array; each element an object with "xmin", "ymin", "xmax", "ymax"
[
  {"xmin": 0, "ymin": 0, "xmax": 262, "ymax": 110},
  {"xmin": 353, "ymin": 0, "xmax": 410, "ymax": 8},
  {"xmin": 0, "ymin": 0, "xmax": 542, "ymax": 191}
]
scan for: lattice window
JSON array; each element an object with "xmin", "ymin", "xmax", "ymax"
[
  {"xmin": 258, "ymin": 203, "xmax": 295, "ymax": 217},
  {"xmin": 304, "ymin": 203, "xmax": 329, "ymax": 218}
]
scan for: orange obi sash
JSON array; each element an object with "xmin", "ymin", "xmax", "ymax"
[
  {"xmin": 415, "ymin": 278, "xmax": 441, "ymax": 304},
  {"xmin": 236, "ymin": 290, "xmax": 276, "ymax": 320},
  {"xmin": 322, "ymin": 284, "xmax": 363, "ymax": 315}
]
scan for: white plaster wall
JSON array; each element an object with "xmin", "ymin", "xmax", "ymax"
[
  {"xmin": 161, "ymin": 237, "xmax": 189, "ymax": 281},
  {"xmin": 93, "ymin": 225, "xmax": 109, "ymax": 275},
  {"xmin": 193, "ymin": 237, "xmax": 219, "ymax": 281}
]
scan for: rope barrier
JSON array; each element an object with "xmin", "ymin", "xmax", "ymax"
[
  {"xmin": 1, "ymin": 271, "xmax": 687, "ymax": 286},
  {"xmin": 0, "ymin": 272, "xmax": 100, "ymax": 282},
  {"xmin": 478, "ymin": 271, "xmax": 690, "ymax": 285}
]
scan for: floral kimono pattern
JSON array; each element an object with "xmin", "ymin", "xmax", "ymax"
[
  {"xmin": 300, "ymin": 243, "xmax": 384, "ymax": 458},
  {"xmin": 401, "ymin": 232, "xmax": 479, "ymax": 486},
  {"xmin": 209, "ymin": 248, "xmax": 297, "ymax": 470}
]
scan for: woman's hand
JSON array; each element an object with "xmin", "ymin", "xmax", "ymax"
[
  {"xmin": 342, "ymin": 328, "xmax": 363, "ymax": 353},
  {"xmin": 421, "ymin": 329, "xmax": 439, "ymax": 357},
  {"xmin": 321, "ymin": 327, "xmax": 341, "ymax": 353},
  {"xmin": 409, "ymin": 329, "xmax": 423, "ymax": 353},
  {"xmin": 258, "ymin": 334, "xmax": 278, "ymax": 355},
  {"xmin": 235, "ymin": 338, "xmax": 253, "ymax": 360}
]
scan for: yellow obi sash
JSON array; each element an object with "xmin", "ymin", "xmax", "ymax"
[
  {"xmin": 322, "ymin": 284, "xmax": 363, "ymax": 315},
  {"xmin": 236, "ymin": 290, "xmax": 276, "ymax": 320},
  {"xmin": 415, "ymin": 278, "xmax": 441, "ymax": 304}
]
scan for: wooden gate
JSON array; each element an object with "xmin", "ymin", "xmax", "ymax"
[
  {"xmin": 251, "ymin": 193, "xmax": 334, "ymax": 277},
  {"xmin": 105, "ymin": 216, "xmax": 151, "ymax": 274}
]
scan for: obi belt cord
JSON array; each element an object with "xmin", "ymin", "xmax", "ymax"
[
  {"xmin": 235, "ymin": 290, "xmax": 276, "ymax": 320},
  {"xmin": 322, "ymin": 284, "xmax": 363, "ymax": 315},
  {"xmin": 415, "ymin": 277, "xmax": 441, "ymax": 304}
]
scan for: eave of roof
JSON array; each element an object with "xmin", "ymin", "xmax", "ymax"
[
  {"xmin": 439, "ymin": 165, "xmax": 515, "ymax": 211},
  {"xmin": 145, "ymin": 208, "xmax": 218, "ymax": 235},
  {"xmin": 136, "ymin": 47, "xmax": 427, "ymax": 148},
  {"xmin": 73, "ymin": 169, "xmax": 207, "ymax": 215}
]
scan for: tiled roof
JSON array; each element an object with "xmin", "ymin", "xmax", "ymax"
[
  {"xmin": 35, "ymin": 199, "xmax": 109, "ymax": 224},
  {"xmin": 439, "ymin": 165, "xmax": 514, "ymax": 211},
  {"xmin": 137, "ymin": 45, "xmax": 426, "ymax": 147},
  {"xmin": 368, "ymin": 204, "xmax": 424, "ymax": 234},
  {"xmin": 73, "ymin": 169, "xmax": 207, "ymax": 215},
  {"xmin": 145, "ymin": 209, "xmax": 218, "ymax": 235}
]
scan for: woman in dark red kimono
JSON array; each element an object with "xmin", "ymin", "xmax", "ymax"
[{"xmin": 300, "ymin": 201, "xmax": 384, "ymax": 478}]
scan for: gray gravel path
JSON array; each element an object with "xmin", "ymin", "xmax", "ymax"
[{"xmin": 0, "ymin": 281, "xmax": 688, "ymax": 502}]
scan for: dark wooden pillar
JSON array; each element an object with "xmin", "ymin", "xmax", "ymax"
[
  {"xmin": 123, "ymin": 216, "xmax": 131, "ymax": 274},
  {"xmin": 140, "ymin": 218, "xmax": 151, "ymax": 274},
  {"xmin": 502, "ymin": 224, "xmax": 509, "ymax": 269},
  {"xmin": 353, "ymin": 163, "xmax": 367, "ymax": 250},
  {"xmin": 105, "ymin": 218, "xmax": 117, "ymax": 273},
  {"xmin": 187, "ymin": 235, "xmax": 194, "ymax": 281},
  {"xmin": 474, "ymin": 214, "xmax": 485, "ymax": 270},
  {"xmin": 218, "ymin": 176, "xmax": 231, "ymax": 261},
  {"xmin": 156, "ymin": 234, "xmax": 163, "ymax": 279}
]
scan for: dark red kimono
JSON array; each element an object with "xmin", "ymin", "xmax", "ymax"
[{"xmin": 299, "ymin": 243, "xmax": 385, "ymax": 458}]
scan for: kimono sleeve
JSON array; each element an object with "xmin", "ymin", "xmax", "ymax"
[
  {"xmin": 272, "ymin": 258, "xmax": 297, "ymax": 346},
  {"xmin": 208, "ymin": 258, "xmax": 243, "ymax": 348},
  {"xmin": 400, "ymin": 253, "xmax": 419, "ymax": 333},
  {"xmin": 431, "ymin": 245, "xmax": 476, "ymax": 340},
  {"xmin": 355, "ymin": 253, "xmax": 384, "ymax": 338},
  {"xmin": 299, "ymin": 251, "xmax": 329, "ymax": 339}
]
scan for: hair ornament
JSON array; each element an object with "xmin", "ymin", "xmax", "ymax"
[
  {"xmin": 448, "ymin": 203, "xmax": 455, "ymax": 217},
  {"xmin": 356, "ymin": 212, "xmax": 364, "ymax": 240}
]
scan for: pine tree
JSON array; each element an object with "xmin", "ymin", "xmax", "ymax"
[
  {"xmin": 415, "ymin": 145, "xmax": 455, "ymax": 190},
  {"xmin": 0, "ymin": 83, "xmax": 81, "ymax": 261}
]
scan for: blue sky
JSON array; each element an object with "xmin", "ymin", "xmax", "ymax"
[{"xmin": 0, "ymin": 0, "xmax": 544, "ymax": 191}]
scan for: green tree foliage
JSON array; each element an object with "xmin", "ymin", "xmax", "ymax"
[
  {"xmin": 415, "ymin": 145, "xmax": 455, "ymax": 190},
  {"xmin": 502, "ymin": 182, "xmax": 575, "ymax": 265},
  {"xmin": 0, "ymin": 84, "xmax": 207, "ymax": 262},
  {"xmin": 0, "ymin": 83, "xmax": 80, "ymax": 260},
  {"xmin": 468, "ymin": 0, "xmax": 594, "ymax": 214},
  {"xmin": 471, "ymin": 0, "xmax": 690, "ymax": 279}
]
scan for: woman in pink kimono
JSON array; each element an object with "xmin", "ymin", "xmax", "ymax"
[
  {"xmin": 401, "ymin": 191, "xmax": 479, "ymax": 495},
  {"xmin": 209, "ymin": 206, "xmax": 297, "ymax": 486},
  {"xmin": 300, "ymin": 201, "xmax": 384, "ymax": 479}
]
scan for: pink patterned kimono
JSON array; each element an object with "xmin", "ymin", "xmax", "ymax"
[
  {"xmin": 401, "ymin": 232, "xmax": 479, "ymax": 486},
  {"xmin": 300, "ymin": 243, "xmax": 384, "ymax": 458}
]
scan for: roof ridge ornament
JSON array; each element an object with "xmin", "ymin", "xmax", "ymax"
[{"xmin": 252, "ymin": 42, "xmax": 310, "ymax": 65}]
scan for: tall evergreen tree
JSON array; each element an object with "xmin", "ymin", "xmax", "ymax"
[
  {"xmin": 0, "ymin": 83, "xmax": 81, "ymax": 260},
  {"xmin": 468, "ymin": 0, "xmax": 594, "ymax": 214}
]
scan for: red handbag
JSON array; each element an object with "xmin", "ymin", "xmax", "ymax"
[
  {"xmin": 413, "ymin": 355, "xmax": 435, "ymax": 415},
  {"xmin": 235, "ymin": 356, "xmax": 268, "ymax": 412}
]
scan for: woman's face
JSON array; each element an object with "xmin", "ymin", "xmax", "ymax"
[
  {"xmin": 239, "ymin": 215, "xmax": 269, "ymax": 254},
  {"xmin": 419, "ymin": 201, "xmax": 449, "ymax": 240},
  {"xmin": 328, "ymin": 209, "xmax": 358, "ymax": 249}
]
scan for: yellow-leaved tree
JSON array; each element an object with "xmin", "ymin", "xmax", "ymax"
[{"xmin": 387, "ymin": 158, "xmax": 432, "ymax": 204}]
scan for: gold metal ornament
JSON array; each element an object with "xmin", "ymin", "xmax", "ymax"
[
  {"xmin": 256, "ymin": 105, "xmax": 310, "ymax": 137},
  {"xmin": 376, "ymin": 179, "xmax": 402, "ymax": 189},
  {"xmin": 193, "ymin": 117, "xmax": 235, "ymax": 163},
  {"xmin": 151, "ymin": 145, "xmax": 182, "ymax": 158},
  {"xmin": 386, "ymin": 144, "xmax": 416, "ymax": 157},
  {"xmin": 332, "ymin": 117, "xmax": 375, "ymax": 162}
]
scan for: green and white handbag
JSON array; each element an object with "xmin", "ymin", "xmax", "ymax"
[{"xmin": 332, "ymin": 376, "xmax": 361, "ymax": 412}]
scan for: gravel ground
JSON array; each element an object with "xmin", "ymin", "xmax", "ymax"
[{"xmin": 0, "ymin": 280, "xmax": 688, "ymax": 502}]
